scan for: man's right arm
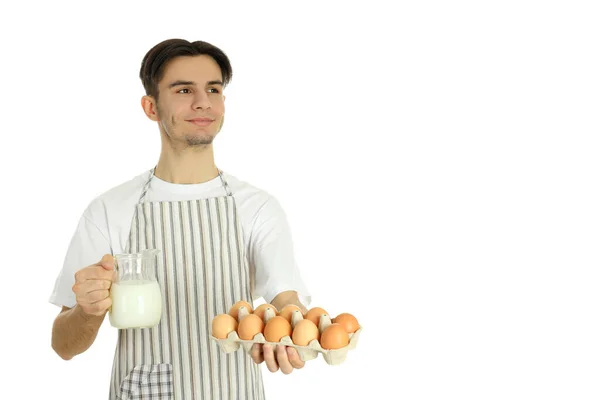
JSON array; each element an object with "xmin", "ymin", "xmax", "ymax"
[
  {"xmin": 51, "ymin": 305, "xmax": 106, "ymax": 360},
  {"xmin": 51, "ymin": 254, "xmax": 115, "ymax": 360}
]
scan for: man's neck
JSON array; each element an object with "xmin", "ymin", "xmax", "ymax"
[{"xmin": 154, "ymin": 145, "xmax": 219, "ymax": 184}]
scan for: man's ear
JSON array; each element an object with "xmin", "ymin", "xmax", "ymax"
[{"xmin": 141, "ymin": 95, "xmax": 159, "ymax": 121}]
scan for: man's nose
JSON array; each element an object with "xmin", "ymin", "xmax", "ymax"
[{"xmin": 193, "ymin": 91, "xmax": 211, "ymax": 109}]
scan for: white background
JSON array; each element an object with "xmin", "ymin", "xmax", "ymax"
[{"xmin": 1, "ymin": 0, "xmax": 599, "ymax": 399}]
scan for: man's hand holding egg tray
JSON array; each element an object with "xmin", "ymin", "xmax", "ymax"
[{"xmin": 211, "ymin": 295, "xmax": 362, "ymax": 375}]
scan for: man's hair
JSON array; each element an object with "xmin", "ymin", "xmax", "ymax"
[{"xmin": 139, "ymin": 38, "xmax": 233, "ymax": 99}]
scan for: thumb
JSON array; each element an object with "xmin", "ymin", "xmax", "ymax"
[{"xmin": 99, "ymin": 254, "xmax": 114, "ymax": 270}]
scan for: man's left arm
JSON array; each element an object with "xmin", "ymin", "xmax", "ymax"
[
  {"xmin": 248, "ymin": 196, "xmax": 312, "ymax": 313},
  {"xmin": 246, "ymin": 197, "xmax": 312, "ymax": 374}
]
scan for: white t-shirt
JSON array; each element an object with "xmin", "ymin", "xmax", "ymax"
[{"xmin": 49, "ymin": 169, "xmax": 312, "ymax": 309}]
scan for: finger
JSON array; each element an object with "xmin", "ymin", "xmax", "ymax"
[
  {"xmin": 84, "ymin": 279, "xmax": 113, "ymax": 291},
  {"xmin": 72, "ymin": 279, "xmax": 112, "ymax": 297},
  {"xmin": 76, "ymin": 288, "xmax": 110, "ymax": 307},
  {"xmin": 85, "ymin": 289, "xmax": 110, "ymax": 303},
  {"xmin": 100, "ymin": 254, "xmax": 114, "ymax": 271},
  {"xmin": 76, "ymin": 266, "xmax": 114, "ymax": 282},
  {"xmin": 287, "ymin": 347, "xmax": 305, "ymax": 369},
  {"xmin": 262, "ymin": 344, "xmax": 279, "ymax": 373},
  {"xmin": 74, "ymin": 269, "xmax": 86, "ymax": 284},
  {"xmin": 81, "ymin": 297, "xmax": 112, "ymax": 316},
  {"xmin": 276, "ymin": 345, "xmax": 294, "ymax": 374},
  {"xmin": 250, "ymin": 344, "xmax": 264, "ymax": 364}
]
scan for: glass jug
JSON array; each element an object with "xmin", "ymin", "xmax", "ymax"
[{"xmin": 109, "ymin": 249, "xmax": 163, "ymax": 329}]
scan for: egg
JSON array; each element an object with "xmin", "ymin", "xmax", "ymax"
[
  {"xmin": 320, "ymin": 323, "xmax": 350, "ymax": 349},
  {"xmin": 228, "ymin": 300, "xmax": 253, "ymax": 321},
  {"xmin": 254, "ymin": 303, "xmax": 278, "ymax": 322},
  {"xmin": 332, "ymin": 313, "xmax": 360, "ymax": 333},
  {"xmin": 279, "ymin": 304, "xmax": 302, "ymax": 323},
  {"xmin": 237, "ymin": 314, "xmax": 264, "ymax": 340},
  {"xmin": 305, "ymin": 307, "xmax": 329, "ymax": 326},
  {"xmin": 291, "ymin": 319, "xmax": 320, "ymax": 346},
  {"xmin": 211, "ymin": 314, "xmax": 238, "ymax": 339},
  {"xmin": 263, "ymin": 316, "xmax": 292, "ymax": 343}
]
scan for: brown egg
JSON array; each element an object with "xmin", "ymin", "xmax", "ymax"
[
  {"xmin": 332, "ymin": 313, "xmax": 360, "ymax": 333},
  {"xmin": 254, "ymin": 304, "xmax": 278, "ymax": 322},
  {"xmin": 237, "ymin": 314, "xmax": 264, "ymax": 340},
  {"xmin": 305, "ymin": 307, "xmax": 329, "ymax": 326},
  {"xmin": 229, "ymin": 300, "xmax": 253, "ymax": 321},
  {"xmin": 279, "ymin": 304, "xmax": 302, "ymax": 323},
  {"xmin": 320, "ymin": 323, "xmax": 350, "ymax": 349},
  {"xmin": 263, "ymin": 316, "xmax": 292, "ymax": 343},
  {"xmin": 291, "ymin": 319, "xmax": 320, "ymax": 346},
  {"xmin": 211, "ymin": 314, "xmax": 238, "ymax": 339}
]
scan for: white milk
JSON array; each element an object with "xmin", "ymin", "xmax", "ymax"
[{"xmin": 109, "ymin": 280, "xmax": 162, "ymax": 329}]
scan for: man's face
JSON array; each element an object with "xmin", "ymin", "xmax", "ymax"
[{"xmin": 147, "ymin": 55, "xmax": 226, "ymax": 147}]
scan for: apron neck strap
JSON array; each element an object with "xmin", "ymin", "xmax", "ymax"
[{"xmin": 138, "ymin": 167, "xmax": 232, "ymax": 203}]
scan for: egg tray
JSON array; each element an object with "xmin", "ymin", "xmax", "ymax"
[{"xmin": 210, "ymin": 307, "xmax": 362, "ymax": 366}]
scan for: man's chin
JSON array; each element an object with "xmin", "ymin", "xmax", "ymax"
[{"xmin": 184, "ymin": 134, "xmax": 214, "ymax": 147}]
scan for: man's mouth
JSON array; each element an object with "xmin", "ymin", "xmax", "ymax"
[{"xmin": 187, "ymin": 118, "xmax": 214, "ymax": 127}]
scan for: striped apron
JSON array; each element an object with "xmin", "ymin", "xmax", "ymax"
[{"xmin": 109, "ymin": 169, "xmax": 266, "ymax": 400}]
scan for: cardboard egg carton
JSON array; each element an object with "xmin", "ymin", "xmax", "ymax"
[{"xmin": 210, "ymin": 307, "xmax": 362, "ymax": 365}]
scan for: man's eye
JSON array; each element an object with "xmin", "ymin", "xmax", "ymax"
[
  {"xmin": 178, "ymin": 88, "xmax": 191, "ymax": 94},
  {"xmin": 208, "ymin": 88, "xmax": 220, "ymax": 94}
]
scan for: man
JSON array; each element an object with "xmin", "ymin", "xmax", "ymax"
[{"xmin": 49, "ymin": 38, "xmax": 312, "ymax": 400}]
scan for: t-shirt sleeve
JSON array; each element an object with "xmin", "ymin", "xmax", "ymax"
[
  {"xmin": 48, "ymin": 210, "xmax": 112, "ymax": 308},
  {"xmin": 249, "ymin": 197, "xmax": 312, "ymax": 308}
]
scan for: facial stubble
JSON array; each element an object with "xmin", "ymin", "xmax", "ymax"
[{"xmin": 157, "ymin": 106, "xmax": 224, "ymax": 147}]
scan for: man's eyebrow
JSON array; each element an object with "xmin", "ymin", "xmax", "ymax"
[
  {"xmin": 168, "ymin": 80, "xmax": 195, "ymax": 88},
  {"xmin": 168, "ymin": 80, "xmax": 223, "ymax": 88}
]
